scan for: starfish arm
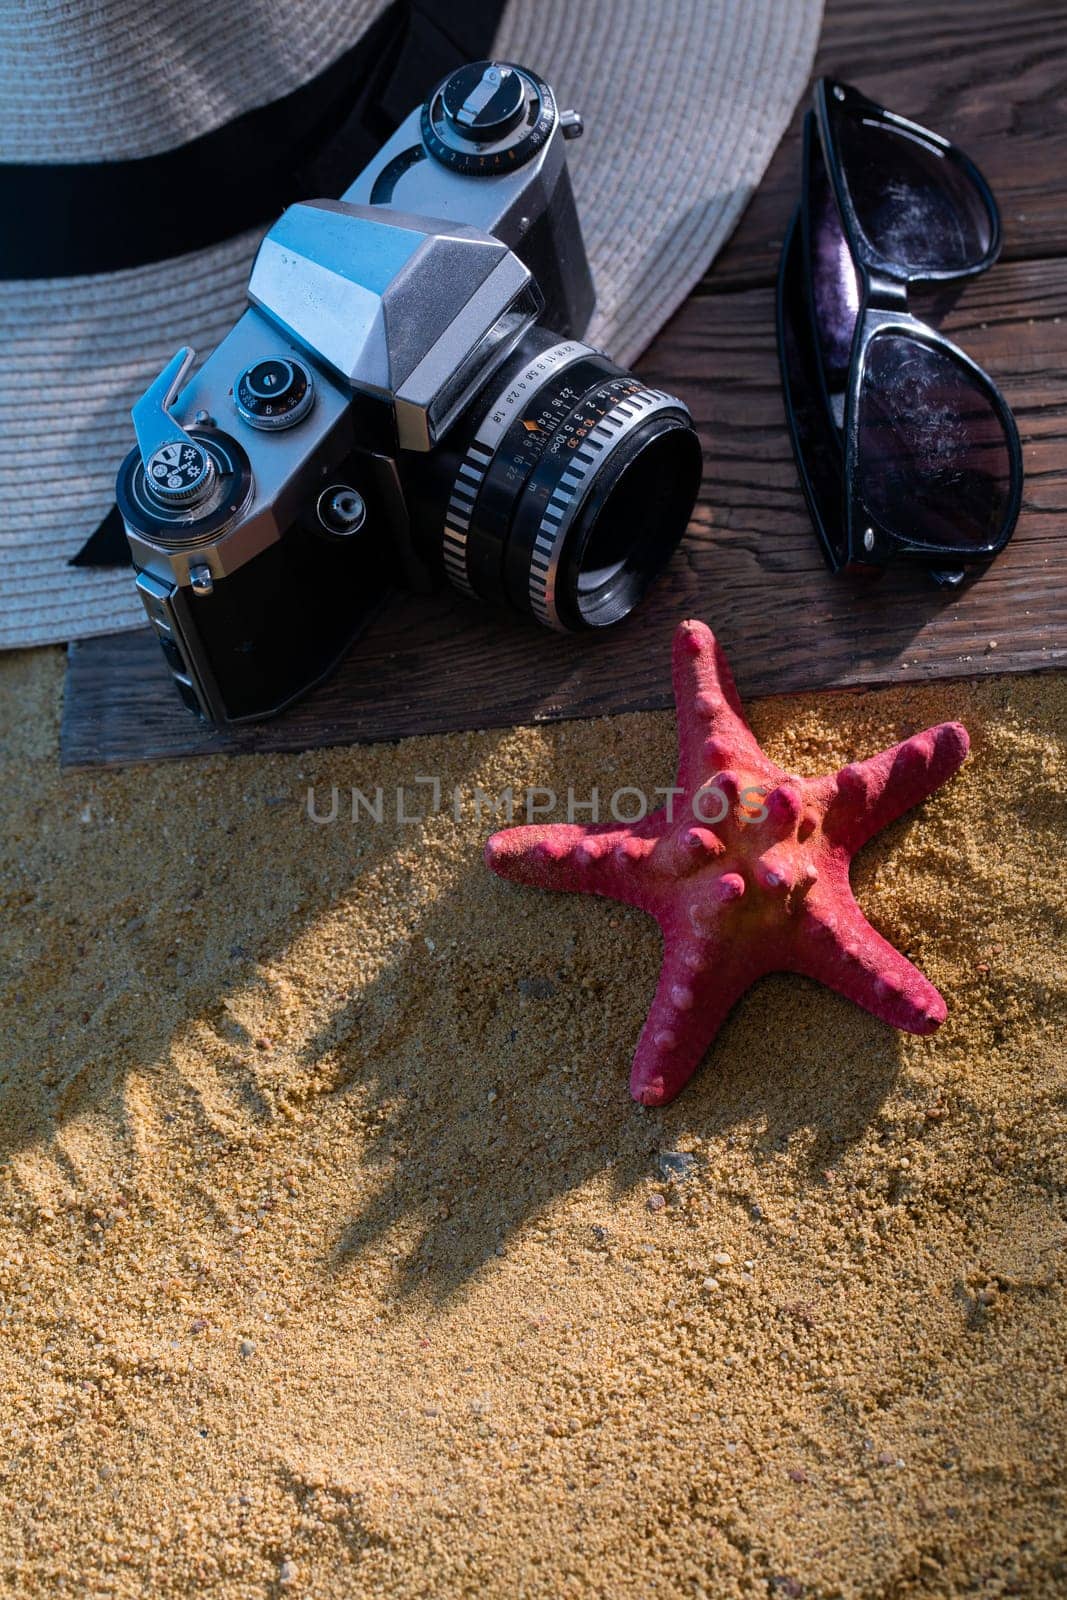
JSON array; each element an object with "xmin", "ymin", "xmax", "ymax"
[
  {"xmin": 672, "ymin": 619, "xmax": 773, "ymax": 794},
  {"xmin": 481, "ymin": 620, "xmax": 965, "ymax": 1106},
  {"xmin": 484, "ymin": 820, "xmax": 665, "ymax": 909},
  {"xmin": 794, "ymin": 893, "xmax": 947, "ymax": 1035},
  {"xmin": 823, "ymin": 722, "xmax": 969, "ymax": 854},
  {"xmin": 629, "ymin": 937, "xmax": 758, "ymax": 1106}
]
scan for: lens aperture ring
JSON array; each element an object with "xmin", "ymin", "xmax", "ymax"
[
  {"xmin": 522, "ymin": 386, "xmax": 688, "ymax": 629},
  {"xmin": 441, "ymin": 339, "xmax": 590, "ymax": 599}
]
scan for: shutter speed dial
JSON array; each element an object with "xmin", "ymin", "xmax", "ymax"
[
  {"xmin": 234, "ymin": 357, "xmax": 314, "ymax": 431},
  {"xmin": 422, "ymin": 61, "xmax": 571, "ymax": 176}
]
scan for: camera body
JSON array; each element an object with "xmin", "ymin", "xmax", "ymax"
[{"xmin": 117, "ymin": 62, "xmax": 701, "ymax": 725}]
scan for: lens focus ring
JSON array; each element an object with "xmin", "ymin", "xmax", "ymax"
[{"xmin": 523, "ymin": 386, "xmax": 685, "ymax": 630}]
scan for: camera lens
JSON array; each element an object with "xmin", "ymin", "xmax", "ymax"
[
  {"xmin": 557, "ymin": 416, "xmax": 702, "ymax": 629},
  {"xmin": 427, "ymin": 331, "xmax": 702, "ymax": 630}
]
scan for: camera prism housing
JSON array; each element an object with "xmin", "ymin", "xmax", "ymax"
[{"xmin": 116, "ymin": 61, "xmax": 703, "ymax": 725}]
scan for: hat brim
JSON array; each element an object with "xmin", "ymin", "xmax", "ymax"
[{"xmin": 0, "ymin": 0, "xmax": 823, "ymax": 649}]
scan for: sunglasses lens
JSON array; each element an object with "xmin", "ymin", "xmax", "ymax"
[
  {"xmin": 779, "ymin": 217, "xmax": 848, "ymax": 567},
  {"xmin": 810, "ymin": 134, "xmax": 860, "ymax": 393},
  {"xmin": 837, "ymin": 110, "xmax": 996, "ymax": 273},
  {"xmin": 856, "ymin": 331, "xmax": 1014, "ymax": 551}
]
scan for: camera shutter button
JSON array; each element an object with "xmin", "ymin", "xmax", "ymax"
[{"xmin": 235, "ymin": 357, "xmax": 314, "ymax": 431}]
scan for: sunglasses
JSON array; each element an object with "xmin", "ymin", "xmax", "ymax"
[{"xmin": 777, "ymin": 78, "xmax": 1023, "ymax": 585}]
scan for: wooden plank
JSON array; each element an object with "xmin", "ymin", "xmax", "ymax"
[
  {"xmin": 61, "ymin": 255, "xmax": 1067, "ymax": 767},
  {"xmin": 712, "ymin": 0, "xmax": 1067, "ymax": 289}
]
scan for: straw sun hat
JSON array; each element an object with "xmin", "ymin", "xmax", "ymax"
[{"xmin": 0, "ymin": 0, "xmax": 822, "ymax": 650}]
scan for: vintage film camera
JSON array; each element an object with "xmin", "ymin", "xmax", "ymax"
[{"xmin": 116, "ymin": 61, "xmax": 703, "ymax": 724}]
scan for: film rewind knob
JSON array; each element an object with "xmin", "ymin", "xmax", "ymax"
[{"xmin": 132, "ymin": 347, "xmax": 216, "ymax": 510}]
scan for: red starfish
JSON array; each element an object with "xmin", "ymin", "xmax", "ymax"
[{"xmin": 485, "ymin": 619, "xmax": 969, "ymax": 1106}]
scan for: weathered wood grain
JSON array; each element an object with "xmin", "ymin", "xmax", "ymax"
[{"xmin": 61, "ymin": 252, "xmax": 1067, "ymax": 766}]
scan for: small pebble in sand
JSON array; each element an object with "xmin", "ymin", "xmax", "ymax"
[
  {"xmin": 702, "ymin": 1277, "xmax": 720, "ymax": 1293},
  {"xmin": 518, "ymin": 976, "xmax": 556, "ymax": 1000},
  {"xmin": 647, "ymin": 1193, "xmax": 666, "ymax": 1213},
  {"xmin": 278, "ymin": 1559, "xmax": 298, "ymax": 1585},
  {"xmin": 254, "ymin": 1037, "xmax": 272, "ymax": 1052},
  {"xmin": 239, "ymin": 1340, "xmax": 256, "ymax": 1359},
  {"xmin": 656, "ymin": 1151, "xmax": 697, "ymax": 1183},
  {"xmin": 713, "ymin": 1251, "xmax": 732, "ymax": 1267}
]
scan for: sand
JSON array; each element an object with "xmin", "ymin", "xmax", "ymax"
[{"xmin": 0, "ymin": 643, "xmax": 1064, "ymax": 1598}]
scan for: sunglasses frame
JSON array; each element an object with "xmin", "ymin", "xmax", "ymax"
[{"xmin": 777, "ymin": 77, "xmax": 1023, "ymax": 577}]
